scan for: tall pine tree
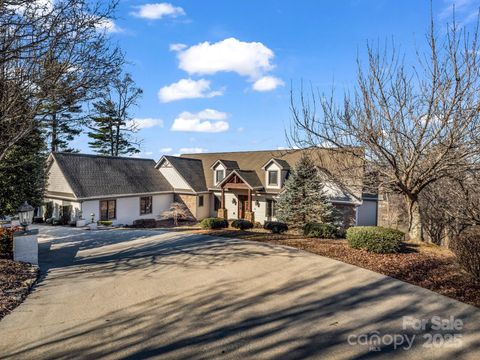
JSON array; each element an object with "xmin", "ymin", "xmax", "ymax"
[
  {"xmin": 0, "ymin": 127, "xmax": 48, "ymax": 216},
  {"xmin": 276, "ymin": 154, "xmax": 338, "ymax": 229},
  {"xmin": 88, "ymin": 73, "xmax": 142, "ymax": 156},
  {"xmin": 39, "ymin": 57, "xmax": 85, "ymax": 153}
]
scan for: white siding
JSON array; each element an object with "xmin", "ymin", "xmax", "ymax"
[
  {"xmin": 196, "ymin": 194, "xmax": 210, "ymax": 220},
  {"xmin": 82, "ymin": 194, "xmax": 173, "ymax": 225},
  {"xmin": 47, "ymin": 161, "xmax": 75, "ymax": 196},
  {"xmin": 158, "ymin": 161, "xmax": 192, "ymax": 191},
  {"xmin": 44, "ymin": 198, "xmax": 82, "ymax": 221}
]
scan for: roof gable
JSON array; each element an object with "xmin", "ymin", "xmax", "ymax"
[
  {"xmin": 217, "ymin": 170, "xmax": 263, "ymax": 190},
  {"xmin": 261, "ymin": 158, "xmax": 291, "ymax": 170},
  {"xmin": 51, "ymin": 153, "xmax": 173, "ymax": 199},
  {"xmin": 156, "ymin": 155, "xmax": 207, "ymax": 192}
]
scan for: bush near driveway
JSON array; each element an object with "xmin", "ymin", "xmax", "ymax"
[
  {"xmin": 0, "ymin": 227, "xmax": 20, "ymax": 259},
  {"xmin": 304, "ymin": 222, "xmax": 338, "ymax": 239},
  {"xmin": 231, "ymin": 219, "xmax": 253, "ymax": 230},
  {"xmin": 347, "ymin": 226, "xmax": 404, "ymax": 253},
  {"xmin": 201, "ymin": 218, "xmax": 228, "ymax": 229},
  {"xmin": 264, "ymin": 221, "xmax": 288, "ymax": 234},
  {"xmin": 451, "ymin": 227, "xmax": 480, "ymax": 283}
]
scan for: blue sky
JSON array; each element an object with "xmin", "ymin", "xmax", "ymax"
[{"xmin": 75, "ymin": 0, "xmax": 480, "ymax": 158}]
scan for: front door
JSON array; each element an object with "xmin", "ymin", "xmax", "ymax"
[{"xmin": 237, "ymin": 195, "xmax": 248, "ymax": 219}]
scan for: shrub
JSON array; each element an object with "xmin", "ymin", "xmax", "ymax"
[
  {"xmin": 97, "ymin": 220, "xmax": 113, "ymax": 226},
  {"xmin": 132, "ymin": 219, "xmax": 157, "ymax": 228},
  {"xmin": 231, "ymin": 219, "xmax": 253, "ymax": 230},
  {"xmin": 264, "ymin": 221, "xmax": 288, "ymax": 234},
  {"xmin": 451, "ymin": 227, "xmax": 480, "ymax": 282},
  {"xmin": 304, "ymin": 222, "xmax": 338, "ymax": 239},
  {"xmin": 201, "ymin": 217, "xmax": 228, "ymax": 229},
  {"xmin": 0, "ymin": 227, "xmax": 20, "ymax": 258},
  {"xmin": 347, "ymin": 226, "xmax": 404, "ymax": 253}
]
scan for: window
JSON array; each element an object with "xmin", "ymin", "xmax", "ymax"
[
  {"xmin": 215, "ymin": 169, "xmax": 225, "ymax": 184},
  {"xmin": 214, "ymin": 196, "xmax": 221, "ymax": 211},
  {"xmin": 100, "ymin": 200, "xmax": 116, "ymax": 221},
  {"xmin": 199, "ymin": 195, "xmax": 204, "ymax": 207},
  {"xmin": 268, "ymin": 170, "xmax": 279, "ymax": 186},
  {"xmin": 140, "ymin": 196, "xmax": 152, "ymax": 215},
  {"xmin": 266, "ymin": 199, "xmax": 276, "ymax": 218}
]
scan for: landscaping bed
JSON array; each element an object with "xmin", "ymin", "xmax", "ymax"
[
  {"xmin": 198, "ymin": 229, "xmax": 480, "ymax": 308},
  {"xmin": 0, "ymin": 259, "xmax": 38, "ymax": 320}
]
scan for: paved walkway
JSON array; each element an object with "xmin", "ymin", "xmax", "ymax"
[{"xmin": 0, "ymin": 226, "xmax": 479, "ymax": 359}]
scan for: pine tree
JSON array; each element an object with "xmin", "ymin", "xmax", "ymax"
[
  {"xmin": 39, "ymin": 57, "xmax": 85, "ymax": 153},
  {"xmin": 276, "ymin": 154, "xmax": 338, "ymax": 229},
  {"xmin": 88, "ymin": 73, "xmax": 142, "ymax": 156},
  {"xmin": 0, "ymin": 127, "xmax": 48, "ymax": 216}
]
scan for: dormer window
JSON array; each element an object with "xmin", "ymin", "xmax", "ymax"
[
  {"xmin": 215, "ymin": 169, "xmax": 225, "ymax": 184},
  {"xmin": 268, "ymin": 170, "xmax": 279, "ymax": 186}
]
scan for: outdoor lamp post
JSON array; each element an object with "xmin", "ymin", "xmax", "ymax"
[{"xmin": 17, "ymin": 201, "xmax": 34, "ymax": 231}]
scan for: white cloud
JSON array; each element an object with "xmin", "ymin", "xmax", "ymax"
[
  {"xmin": 9, "ymin": 0, "xmax": 53, "ymax": 14},
  {"xmin": 96, "ymin": 18, "xmax": 123, "ymax": 33},
  {"xmin": 252, "ymin": 76, "xmax": 285, "ymax": 92},
  {"xmin": 171, "ymin": 109, "xmax": 229, "ymax": 133},
  {"xmin": 179, "ymin": 147, "xmax": 208, "ymax": 154},
  {"xmin": 159, "ymin": 147, "xmax": 173, "ymax": 153},
  {"xmin": 170, "ymin": 43, "xmax": 187, "ymax": 51},
  {"xmin": 158, "ymin": 78, "xmax": 223, "ymax": 102},
  {"xmin": 130, "ymin": 118, "xmax": 164, "ymax": 129},
  {"xmin": 176, "ymin": 37, "xmax": 275, "ymax": 79},
  {"xmin": 131, "ymin": 3, "xmax": 185, "ymax": 20}
]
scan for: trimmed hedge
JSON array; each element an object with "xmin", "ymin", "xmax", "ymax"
[
  {"xmin": 304, "ymin": 222, "xmax": 338, "ymax": 239},
  {"xmin": 231, "ymin": 219, "xmax": 253, "ymax": 230},
  {"xmin": 97, "ymin": 220, "xmax": 113, "ymax": 226},
  {"xmin": 201, "ymin": 217, "xmax": 228, "ymax": 229},
  {"xmin": 347, "ymin": 226, "xmax": 404, "ymax": 253},
  {"xmin": 264, "ymin": 221, "xmax": 288, "ymax": 234},
  {"xmin": 132, "ymin": 219, "xmax": 157, "ymax": 228}
]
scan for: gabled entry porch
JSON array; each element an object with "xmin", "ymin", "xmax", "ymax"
[{"xmin": 216, "ymin": 170, "xmax": 264, "ymax": 223}]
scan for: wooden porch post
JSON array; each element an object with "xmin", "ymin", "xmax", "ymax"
[
  {"xmin": 221, "ymin": 188, "xmax": 225, "ymax": 208},
  {"xmin": 248, "ymin": 189, "xmax": 252, "ymax": 212}
]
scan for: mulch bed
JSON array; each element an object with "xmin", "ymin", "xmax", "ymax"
[
  {"xmin": 0, "ymin": 259, "xmax": 38, "ymax": 320},
  {"xmin": 198, "ymin": 229, "xmax": 480, "ymax": 308}
]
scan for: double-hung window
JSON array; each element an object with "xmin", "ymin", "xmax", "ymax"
[
  {"xmin": 140, "ymin": 196, "xmax": 153, "ymax": 215},
  {"xmin": 100, "ymin": 200, "xmax": 116, "ymax": 221}
]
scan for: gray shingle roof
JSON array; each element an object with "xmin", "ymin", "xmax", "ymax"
[
  {"xmin": 179, "ymin": 148, "xmax": 364, "ymax": 198},
  {"xmin": 162, "ymin": 156, "xmax": 208, "ymax": 192},
  {"xmin": 211, "ymin": 159, "xmax": 240, "ymax": 170},
  {"xmin": 51, "ymin": 153, "xmax": 172, "ymax": 198}
]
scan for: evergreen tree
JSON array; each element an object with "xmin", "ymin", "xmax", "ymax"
[
  {"xmin": 88, "ymin": 73, "xmax": 142, "ymax": 156},
  {"xmin": 0, "ymin": 127, "xmax": 48, "ymax": 216},
  {"xmin": 39, "ymin": 57, "xmax": 85, "ymax": 153},
  {"xmin": 276, "ymin": 154, "xmax": 338, "ymax": 229}
]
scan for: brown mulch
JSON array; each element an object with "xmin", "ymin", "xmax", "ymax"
[
  {"xmin": 0, "ymin": 260, "xmax": 38, "ymax": 320},
  {"xmin": 197, "ymin": 229, "xmax": 480, "ymax": 308}
]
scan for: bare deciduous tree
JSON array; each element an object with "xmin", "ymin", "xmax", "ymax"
[
  {"xmin": 160, "ymin": 202, "xmax": 193, "ymax": 226},
  {"xmin": 0, "ymin": 0, "xmax": 123, "ymax": 160},
  {"xmin": 289, "ymin": 14, "xmax": 480, "ymax": 241}
]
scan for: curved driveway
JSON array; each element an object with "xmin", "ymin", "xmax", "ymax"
[{"xmin": 0, "ymin": 226, "xmax": 479, "ymax": 359}]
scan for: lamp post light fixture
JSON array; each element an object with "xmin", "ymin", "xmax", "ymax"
[{"xmin": 17, "ymin": 201, "xmax": 35, "ymax": 231}]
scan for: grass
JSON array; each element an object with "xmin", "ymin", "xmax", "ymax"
[
  {"xmin": 0, "ymin": 259, "xmax": 38, "ymax": 320},
  {"xmin": 195, "ymin": 228, "xmax": 480, "ymax": 308}
]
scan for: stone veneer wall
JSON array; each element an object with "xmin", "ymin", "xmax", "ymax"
[
  {"xmin": 333, "ymin": 204, "xmax": 356, "ymax": 228},
  {"xmin": 174, "ymin": 193, "xmax": 197, "ymax": 219},
  {"xmin": 377, "ymin": 192, "xmax": 409, "ymax": 232}
]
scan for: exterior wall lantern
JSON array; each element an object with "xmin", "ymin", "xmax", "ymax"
[
  {"xmin": 17, "ymin": 201, "xmax": 34, "ymax": 231},
  {"xmin": 232, "ymin": 198, "xmax": 237, "ymax": 205}
]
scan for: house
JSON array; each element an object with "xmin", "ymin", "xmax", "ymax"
[{"xmin": 44, "ymin": 148, "xmax": 378, "ymax": 226}]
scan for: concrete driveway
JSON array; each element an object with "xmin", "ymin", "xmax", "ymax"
[{"xmin": 0, "ymin": 226, "xmax": 479, "ymax": 359}]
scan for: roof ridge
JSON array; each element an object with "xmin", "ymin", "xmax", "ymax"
[{"xmin": 52, "ymin": 152, "xmax": 154, "ymax": 162}]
